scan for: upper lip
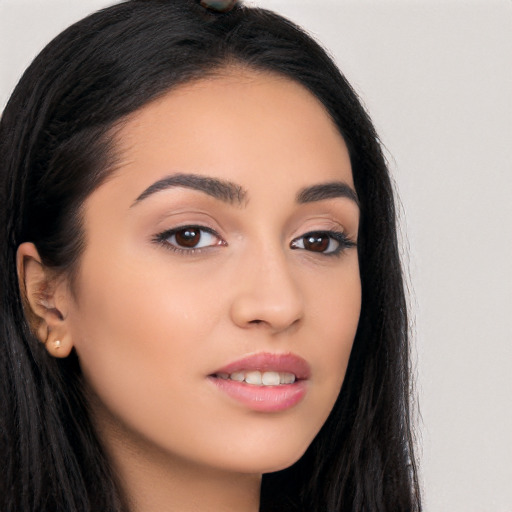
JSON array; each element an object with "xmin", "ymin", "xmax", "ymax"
[{"xmin": 211, "ymin": 352, "xmax": 311, "ymax": 380}]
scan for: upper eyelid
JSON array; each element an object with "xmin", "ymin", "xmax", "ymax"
[
  {"xmin": 155, "ymin": 225, "xmax": 353, "ymax": 240},
  {"xmin": 157, "ymin": 223, "xmax": 223, "ymax": 240},
  {"xmin": 157, "ymin": 225, "xmax": 224, "ymax": 244},
  {"xmin": 162, "ymin": 224, "xmax": 219, "ymax": 235},
  {"xmin": 293, "ymin": 228, "xmax": 355, "ymax": 241},
  {"xmin": 290, "ymin": 215, "xmax": 354, "ymax": 234}
]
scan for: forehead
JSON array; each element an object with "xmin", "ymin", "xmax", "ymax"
[{"xmin": 107, "ymin": 67, "xmax": 353, "ymax": 201}]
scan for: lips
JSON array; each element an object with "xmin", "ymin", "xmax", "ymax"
[
  {"xmin": 209, "ymin": 352, "xmax": 310, "ymax": 412},
  {"xmin": 212, "ymin": 352, "xmax": 310, "ymax": 379}
]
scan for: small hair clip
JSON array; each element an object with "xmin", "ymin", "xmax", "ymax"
[{"xmin": 199, "ymin": 0, "xmax": 238, "ymax": 13}]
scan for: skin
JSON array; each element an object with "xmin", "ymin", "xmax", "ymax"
[{"xmin": 19, "ymin": 69, "xmax": 361, "ymax": 512}]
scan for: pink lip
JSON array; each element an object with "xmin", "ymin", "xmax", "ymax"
[
  {"xmin": 212, "ymin": 352, "xmax": 311, "ymax": 379},
  {"xmin": 209, "ymin": 352, "xmax": 310, "ymax": 413}
]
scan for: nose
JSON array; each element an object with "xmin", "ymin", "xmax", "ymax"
[{"xmin": 229, "ymin": 247, "xmax": 304, "ymax": 334}]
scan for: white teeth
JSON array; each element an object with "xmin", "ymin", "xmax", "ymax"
[
  {"xmin": 217, "ymin": 370, "xmax": 297, "ymax": 386},
  {"xmin": 230, "ymin": 371, "xmax": 245, "ymax": 382},
  {"xmin": 280, "ymin": 372, "xmax": 296, "ymax": 384},
  {"xmin": 245, "ymin": 371, "xmax": 262, "ymax": 385},
  {"xmin": 261, "ymin": 371, "xmax": 280, "ymax": 386}
]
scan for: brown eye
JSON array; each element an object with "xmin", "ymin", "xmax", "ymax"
[
  {"xmin": 174, "ymin": 228, "xmax": 201, "ymax": 248},
  {"xmin": 158, "ymin": 225, "xmax": 225, "ymax": 252},
  {"xmin": 290, "ymin": 230, "xmax": 354, "ymax": 256},
  {"xmin": 303, "ymin": 234, "xmax": 330, "ymax": 252}
]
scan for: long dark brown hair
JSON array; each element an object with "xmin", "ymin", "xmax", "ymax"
[{"xmin": 0, "ymin": 1, "xmax": 421, "ymax": 510}]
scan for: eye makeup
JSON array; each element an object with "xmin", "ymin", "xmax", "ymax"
[
  {"xmin": 153, "ymin": 225, "xmax": 226, "ymax": 256},
  {"xmin": 153, "ymin": 224, "xmax": 356, "ymax": 258},
  {"xmin": 290, "ymin": 230, "xmax": 356, "ymax": 257}
]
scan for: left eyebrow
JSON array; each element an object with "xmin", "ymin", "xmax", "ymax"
[
  {"xmin": 131, "ymin": 173, "xmax": 247, "ymax": 207},
  {"xmin": 296, "ymin": 181, "xmax": 359, "ymax": 206}
]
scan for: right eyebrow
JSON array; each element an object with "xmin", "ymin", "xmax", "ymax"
[{"xmin": 131, "ymin": 173, "xmax": 248, "ymax": 207}]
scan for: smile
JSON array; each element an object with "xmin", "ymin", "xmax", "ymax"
[
  {"xmin": 209, "ymin": 352, "xmax": 309, "ymax": 412},
  {"xmin": 214, "ymin": 370, "xmax": 296, "ymax": 386}
]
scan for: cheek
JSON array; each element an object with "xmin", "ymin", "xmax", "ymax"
[
  {"xmin": 68, "ymin": 261, "xmax": 234, "ymax": 468},
  {"xmin": 289, "ymin": 257, "xmax": 360, "ymax": 435},
  {"xmin": 68, "ymin": 256, "xmax": 221, "ymax": 411},
  {"xmin": 306, "ymin": 259, "xmax": 361, "ymax": 390}
]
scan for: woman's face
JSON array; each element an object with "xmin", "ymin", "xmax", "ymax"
[{"xmin": 66, "ymin": 69, "xmax": 361, "ymax": 474}]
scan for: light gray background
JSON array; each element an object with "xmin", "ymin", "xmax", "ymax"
[{"xmin": 1, "ymin": 1, "xmax": 511, "ymax": 510}]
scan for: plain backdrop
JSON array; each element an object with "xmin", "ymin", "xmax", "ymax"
[{"xmin": 1, "ymin": 1, "xmax": 511, "ymax": 510}]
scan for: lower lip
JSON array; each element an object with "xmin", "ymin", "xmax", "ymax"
[{"xmin": 209, "ymin": 377, "xmax": 307, "ymax": 412}]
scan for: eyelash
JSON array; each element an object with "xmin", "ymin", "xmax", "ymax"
[
  {"xmin": 290, "ymin": 230, "xmax": 356, "ymax": 257},
  {"xmin": 153, "ymin": 225, "xmax": 356, "ymax": 257},
  {"xmin": 153, "ymin": 225, "xmax": 226, "ymax": 256}
]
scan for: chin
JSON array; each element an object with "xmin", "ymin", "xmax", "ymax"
[{"xmin": 215, "ymin": 436, "xmax": 312, "ymax": 475}]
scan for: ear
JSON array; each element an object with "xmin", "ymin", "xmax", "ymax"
[{"xmin": 17, "ymin": 242, "xmax": 74, "ymax": 358}]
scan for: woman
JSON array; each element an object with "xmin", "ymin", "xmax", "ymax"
[{"xmin": 0, "ymin": 0, "xmax": 421, "ymax": 510}]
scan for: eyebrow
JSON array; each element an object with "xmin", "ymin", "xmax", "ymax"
[
  {"xmin": 131, "ymin": 173, "xmax": 247, "ymax": 207},
  {"xmin": 132, "ymin": 173, "xmax": 358, "ymax": 209},
  {"xmin": 296, "ymin": 182, "xmax": 359, "ymax": 206}
]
